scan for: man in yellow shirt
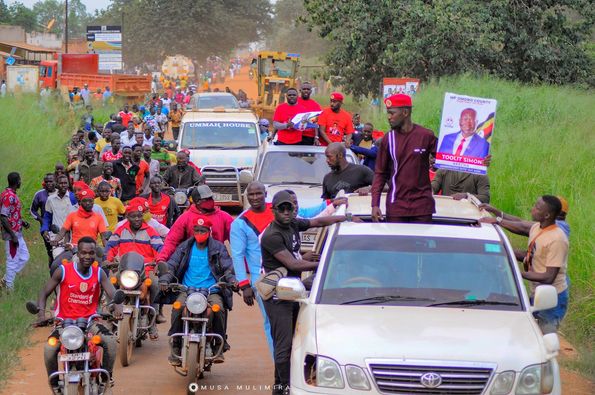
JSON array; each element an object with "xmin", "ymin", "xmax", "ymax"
[{"xmin": 94, "ymin": 181, "xmax": 126, "ymax": 232}]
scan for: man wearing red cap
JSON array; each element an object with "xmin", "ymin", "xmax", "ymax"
[
  {"xmin": 272, "ymin": 87, "xmax": 305, "ymax": 145},
  {"xmin": 371, "ymin": 94, "xmax": 437, "ymax": 223},
  {"xmin": 317, "ymin": 92, "xmax": 355, "ymax": 147}
]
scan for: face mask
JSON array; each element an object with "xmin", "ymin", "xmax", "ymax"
[
  {"xmin": 194, "ymin": 232, "xmax": 210, "ymax": 244},
  {"xmin": 198, "ymin": 199, "xmax": 215, "ymax": 212}
]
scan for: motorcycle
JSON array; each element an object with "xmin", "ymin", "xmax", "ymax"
[
  {"xmin": 248, "ymin": 69, "xmax": 254, "ymax": 80},
  {"xmin": 109, "ymin": 252, "xmax": 157, "ymax": 367},
  {"xmin": 163, "ymin": 185, "xmax": 192, "ymax": 212},
  {"xmin": 26, "ymin": 291, "xmax": 124, "ymax": 395}
]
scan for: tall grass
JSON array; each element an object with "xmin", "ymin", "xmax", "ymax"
[
  {"xmin": 0, "ymin": 95, "xmax": 119, "ymax": 383},
  {"xmin": 330, "ymin": 75, "xmax": 595, "ymax": 376}
]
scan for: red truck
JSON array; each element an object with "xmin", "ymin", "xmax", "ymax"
[{"xmin": 39, "ymin": 54, "xmax": 151, "ymax": 102}]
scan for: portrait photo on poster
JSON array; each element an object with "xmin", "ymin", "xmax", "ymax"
[{"xmin": 435, "ymin": 92, "xmax": 497, "ymax": 175}]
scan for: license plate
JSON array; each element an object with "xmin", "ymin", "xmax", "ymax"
[
  {"xmin": 189, "ymin": 334, "xmax": 201, "ymax": 342},
  {"xmin": 59, "ymin": 352, "xmax": 90, "ymax": 362},
  {"xmin": 67, "ymin": 374, "xmax": 81, "ymax": 383},
  {"xmin": 301, "ymin": 233, "xmax": 317, "ymax": 243},
  {"xmin": 123, "ymin": 306, "xmax": 133, "ymax": 314},
  {"xmin": 213, "ymin": 193, "xmax": 233, "ymax": 202}
]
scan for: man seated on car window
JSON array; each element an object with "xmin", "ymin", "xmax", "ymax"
[{"xmin": 159, "ymin": 216, "xmax": 237, "ymax": 365}]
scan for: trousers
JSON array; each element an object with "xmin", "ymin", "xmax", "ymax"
[{"xmin": 3, "ymin": 232, "xmax": 29, "ymax": 288}]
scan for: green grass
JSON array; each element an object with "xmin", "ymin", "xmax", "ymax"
[
  {"xmin": 322, "ymin": 75, "xmax": 595, "ymax": 377},
  {"xmin": 0, "ymin": 95, "xmax": 120, "ymax": 384}
]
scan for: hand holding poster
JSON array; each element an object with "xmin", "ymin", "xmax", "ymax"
[
  {"xmin": 290, "ymin": 111, "xmax": 322, "ymax": 131},
  {"xmin": 435, "ymin": 93, "xmax": 497, "ymax": 175}
]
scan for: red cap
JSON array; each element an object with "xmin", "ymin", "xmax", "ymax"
[
  {"xmin": 194, "ymin": 215, "xmax": 212, "ymax": 229},
  {"xmin": 73, "ymin": 181, "xmax": 89, "ymax": 192},
  {"xmin": 330, "ymin": 92, "xmax": 344, "ymax": 102},
  {"xmin": 126, "ymin": 197, "xmax": 148, "ymax": 213},
  {"xmin": 384, "ymin": 94, "xmax": 412, "ymax": 108},
  {"xmin": 76, "ymin": 188, "xmax": 95, "ymax": 200}
]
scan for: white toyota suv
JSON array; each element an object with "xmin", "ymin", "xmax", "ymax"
[{"xmin": 278, "ymin": 195, "xmax": 561, "ymax": 395}]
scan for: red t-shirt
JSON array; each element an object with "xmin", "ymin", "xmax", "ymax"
[
  {"xmin": 101, "ymin": 150, "xmax": 123, "ymax": 162},
  {"xmin": 135, "ymin": 160, "xmax": 150, "ymax": 193},
  {"xmin": 273, "ymin": 102, "xmax": 305, "ymax": 144},
  {"xmin": 148, "ymin": 193, "xmax": 171, "ymax": 225},
  {"xmin": 297, "ymin": 98, "xmax": 322, "ymax": 138},
  {"xmin": 119, "ymin": 111, "xmax": 133, "ymax": 127},
  {"xmin": 56, "ymin": 261, "xmax": 101, "ymax": 319},
  {"xmin": 318, "ymin": 108, "xmax": 354, "ymax": 146}
]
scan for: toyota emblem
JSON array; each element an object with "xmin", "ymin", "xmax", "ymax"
[{"xmin": 420, "ymin": 372, "xmax": 442, "ymax": 388}]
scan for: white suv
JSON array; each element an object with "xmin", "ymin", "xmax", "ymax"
[{"xmin": 278, "ymin": 195, "xmax": 561, "ymax": 395}]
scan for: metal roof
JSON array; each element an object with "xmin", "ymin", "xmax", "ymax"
[{"xmin": 0, "ymin": 41, "xmax": 57, "ymax": 53}]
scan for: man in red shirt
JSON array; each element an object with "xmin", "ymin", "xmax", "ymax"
[
  {"xmin": 317, "ymin": 92, "xmax": 355, "ymax": 147},
  {"xmin": 272, "ymin": 88, "xmax": 305, "ymax": 145},
  {"xmin": 297, "ymin": 82, "xmax": 322, "ymax": 145},
  {"xmin": 140, "ymin": 175, "xmax": 180, "ymax": 227},
  {"xmin": 371, "ymin": 94, "xmax": 437, "ymax": 223},
  {"xmin": 118, "ymin": 105, "xmax": 133, "ymax": 129}
]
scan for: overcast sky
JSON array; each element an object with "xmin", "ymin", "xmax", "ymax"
[{"xmin": 6, "ymin": 0, "xmax": 112, "ymax": 14}]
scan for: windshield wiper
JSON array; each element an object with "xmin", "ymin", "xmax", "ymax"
[
  {"xmin": 226, "ymin": 145, "xmax": 257, "ymax": 149},
  {"xmin": 341, "ymin": 295, "xmax": 436, "ymax": 305},
  {"xmin": 427, "ymin": 299, "xmax": 519, "ymax": 307},
  {"xmin": 197, "ymin": 145, "xmax": 227, "ymax": 149}
]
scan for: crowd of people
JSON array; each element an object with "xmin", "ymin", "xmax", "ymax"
[{"xmin": 0, "ymin": 80, "xmax": 571, "ymax": 395}]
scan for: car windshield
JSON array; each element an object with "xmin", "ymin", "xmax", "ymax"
[
  {"xmin": 181, "ymin": 121, "xmax": 258, "ymax": 149},
  {"xmin": 259, "ymin": 151, "xmax": 353, "ymax": 185},
  {"xmin": 192, "ymin": 95, "xmax": 239, "ymax": 109},
  {"xmin": 318, "ymin": 235, "xmax": 522, "ymax": 310}
]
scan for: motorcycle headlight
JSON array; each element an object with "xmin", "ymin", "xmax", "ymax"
[
  {"xmin": 174, "ymin": 191, "xmax": 187, "ymax": 205},
  {"xmin": 516, "ymin": 362, "xmax": 554, "ymax": 395},
  {"xmin": 491, "ymin": 371, "xmax": 515, "ymax": 395},
  {"xmin": 120, "ymin": 270, "xmax": 140, "ymax": 289},
  {"xmin": 61, "ymin": 326, "xmax": 85, "ymax": 351},
  {"xmin": 345, "ymin": 364, "xmax": 370, "ymax": 390},
  {"xmin": 186, "ymin": 292, "xmax": 207, "ymax": 314},
  {"xmin": 316, "ymin": 356, "xmax": 344, "ymax": 389}
]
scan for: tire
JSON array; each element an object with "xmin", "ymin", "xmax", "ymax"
[
  {"xmin": 186, "ymin": 343, "xmax": 200, "ymax": 395},
  {"xmin": 118, "ymin": 314, "xmax": 133, "ymax": 367}
]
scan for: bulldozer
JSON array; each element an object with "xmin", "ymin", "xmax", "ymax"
[{"xmin": 251, "ymin": 51, "xmax": 300, "ymax": 120}]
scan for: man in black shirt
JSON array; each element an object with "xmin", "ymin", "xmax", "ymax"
[
  {"xmin": 112, "ymin": 147, "xmax": 139, "ymax": 202},
  {"xmin": 260, "ymin": 190, "xmax": 351, "ymax": 395},
  {"xmin": 321, "ymin": 142, "xmax": 374, "ymax": 199}
]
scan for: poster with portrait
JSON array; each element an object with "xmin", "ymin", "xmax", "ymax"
[
  {"xmin": 435, "ymin": 93, "xmax": 497, "ymax": 175},
  {"xmin": 382, "ymin": 78, "xmax": 420, "ymax": 98}
]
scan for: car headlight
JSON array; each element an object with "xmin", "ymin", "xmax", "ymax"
[
  {"xmin": 174, "ymin": 191, "xmax": 187, "ymax": 205},
  {"xmin": 345, "ymin": 364, "xmax": 371, "ymax": 390},
  {"xmin": 61, "ymin": 326, "xmax": 85, "ymax": 351},
  {"xmin": 491, "ymin": 371, "xmax": 515, "ymax": 395},
  {"xmin": 186, "ymin": 292, "xmax": 207, "ymax": 314},
  {"xmin": 516, "ymin": 362, "xmax": 554, "ymax": 395},
  {"xmin": 316, "ymin": 356, "xmax": 344, "ymax": 389},
  {"xmin": 120, "ymin": 270, "xmax": 140, "ymax": 289}
]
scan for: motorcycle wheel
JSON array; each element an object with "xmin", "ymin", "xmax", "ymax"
[
  {"xmin": 118, "ymin": 314, "xmax": 133, "ymax": 367},
  {"xmin": 186, "ymin": 343, "xmax": 200, "ymax": 395}
]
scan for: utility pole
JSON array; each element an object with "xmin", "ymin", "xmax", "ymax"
[{"xmin": 64, "ymin": 0, "xmax": 69, "ymax": 53}]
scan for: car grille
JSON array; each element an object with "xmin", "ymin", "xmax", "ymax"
[
  {"xmin": 369, "ymin": 362, "xmax": 493, "ymax": 395},
  {"xmin": 209, "ymin": 185, "xmax": 246, "ymax": 200}
]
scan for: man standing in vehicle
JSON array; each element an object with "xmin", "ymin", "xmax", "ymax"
[
  {"xmin": 163, "ymin": 151, "xmax": 203, "ymax": 189},
  {"xmin": 317, "ymin": 92, "xmax": 354, "ymax": 146},
  {"xmin": 272, "ymin": 88, "xmax": 305, "ymax": 145},
  {"xmin": 321, "ymin": 142, "xmax": 374, "ymax": 199},
  {"xmin": 297, "ymin": 82, "xmax": 322, "ymax": 145},
  {"xmin": 36, "ymin": 237, "xmax": 123, "ymax": 391},
  {"xmin": 159, "ymin": 216, "xmax": 237, "ymax": 365}
]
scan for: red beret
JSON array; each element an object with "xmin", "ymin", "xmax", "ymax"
[
  {"xmin": 194, "ymin": 215, "xmax": 212, "ymax": 229},
  {"xmin": 76, "ymin": 188, "xmax": 95, "ymax": 200},
  {"xmin": 330, "ymin": 92, "xmax": 344, "ymax": 102},
  {"xmin": 126, "ymin": 197, "xmax": 148, "ymax": 214},
  {"xmin": 73, "ymin": 181, "xmax": 89, "ymax": 191},
  {"xmin": 384, "ymin": 94, "xmax": 412, "ymax": 108}
]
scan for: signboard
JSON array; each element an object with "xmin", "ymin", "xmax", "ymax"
[
  {"xmin": 5, "ymin": 56, "xmax": 15, "ymax": 65},
  {"xmin": 435, "ymin": 92, "xmax": 497, "ymax": 175},
  {"xmin": 86, "ymin": 25, "xmax": 122, "ymax": 72},
  {"xmin": 382, "ymin": 77, "xmax": 420, "ymax": 98}
]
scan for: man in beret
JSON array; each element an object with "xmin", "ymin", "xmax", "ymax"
[
  {"xmin": 317, "ymin": 92, "xmax": 355, "ymax": 146},
  {"xmin": 371, "ymin": 94, "xmax": 437, "ymax": 223}
]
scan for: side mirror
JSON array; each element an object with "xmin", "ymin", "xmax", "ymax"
[
  {"xmin": 239, "ymin": 169, "xmax": 253, "ymax": 184},
  {"xmin": 112, "ymin": 289, "xmax": 126, "ymax": 304},
  {"xmin": 532, "ymin": 285, "xmax": 558, "ymax": 312},
  {"xmin": 276, "ymin": 277, "xmax": 307, "ymax": 302},
  {"xmin": 26, "ymin": 301, "xmax": 40, "ymax": 315},
  {"xmin": 543, "ymin": 333, "xmax": 560, "ymax": 356},
  {"xmin": 157, "ymin": 262, "xmax": 169, "ymax": 277}
]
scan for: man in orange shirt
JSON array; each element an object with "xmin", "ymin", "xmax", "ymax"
[
  {"xmin": 51, "ymin": 189, "xmax": 109, "ymax": 249},
  {"xmin": 317, "ymin": 92, "xmax": 354, "ymax": 146}
]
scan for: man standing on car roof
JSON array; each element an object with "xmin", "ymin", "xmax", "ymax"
[{"xmin": 297, "ymin": 82, "xmax": 322, "ymax": 146}]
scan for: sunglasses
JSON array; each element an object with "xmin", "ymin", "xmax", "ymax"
[{"xmin": 275, "ymin": 204, "xmax": 295, "ymax": 213}]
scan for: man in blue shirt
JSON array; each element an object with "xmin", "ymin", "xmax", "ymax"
[
  {"xmin": 159, "ymin": 216, "xmax": 237, "ymax": 365},
  {"xmin": 30, "ymin": 173, "xmax": 56, "ymax": 264}
]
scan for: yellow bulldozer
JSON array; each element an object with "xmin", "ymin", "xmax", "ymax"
[{"xmin": 251, "ymin": 51, "xmax": 300, "ymax": 120}]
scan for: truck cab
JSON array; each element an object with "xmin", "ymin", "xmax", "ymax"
[{"xmin": 39, "ymin": 60, "xmax": 58, "ymax": 89}]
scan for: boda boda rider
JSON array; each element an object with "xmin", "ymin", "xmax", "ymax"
[
  {"xmin": 158, "ymin": 215, "xmax": 237, "ymax": 365},
  {"xmin": 36, "ymin": 237, "xmax": 123, "ymax": 393},
  {"xmin": 104, "ymin": 197, "xmax": 164, "ymax": 340}
]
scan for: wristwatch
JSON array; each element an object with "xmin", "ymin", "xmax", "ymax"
[
  {"xmin": 345, "ymin": 212, "xmax": 353, "ymax": 222},
  {"xmin": 496, "ymin": 216, "xmax": 503, "ymax": 224}
]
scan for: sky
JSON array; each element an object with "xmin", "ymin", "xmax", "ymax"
[{"xmin": 6, "ymin": 0, "xmax": 112, "ymax": 14}]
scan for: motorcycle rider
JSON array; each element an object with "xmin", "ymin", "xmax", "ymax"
[
  {"xmin": 105, "ymin": 198, "xmax": 163, "ymax": 340},
  {"xmin": 158, "ymin": 215, "xmax": 237, "ymax": 365},
  {"xmin": 163, "ymin": 150, "xmax": 203, "ymax": 189},
  {"xmin": 36, "ymin": 237, "xmax": 123, "ymax": 393}
]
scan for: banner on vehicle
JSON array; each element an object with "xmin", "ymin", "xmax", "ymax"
[{"xmin": 435, "ymin": 92, "xmax": 497, "ymax": 175}]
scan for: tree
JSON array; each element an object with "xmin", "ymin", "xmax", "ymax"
[
  {"xmin": 7, "ymin": 2, "xmax": 37, "ymax": 32},
  {"xmin": 303, "ymin": 0, "xmax": 594, "ymax": 96},
  {"xmin": 32, "ymin": 0, "xmax": 91, "ymax": 38}
]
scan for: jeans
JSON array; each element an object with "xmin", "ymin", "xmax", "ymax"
[
  {"xmin": 533, "ymin": 287, "xmax": 569, "ymax": 334},
  {"xmin": 263, "ymin": 298, "xmax": 299, "ymax": 393},
  {"xmin": 44, "ymin": 322, "xmax": 116, "ymax": 386},
  {"xmin": 3, "ymin": 232, "xmax": 29, "ymax": 288},
  {"xmin": 255, "ymin": 292, "xmax": 275, "ymax": 358}
]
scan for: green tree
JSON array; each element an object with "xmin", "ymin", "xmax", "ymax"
[
  {"xmin": 7, "ymin": 2, "xmax": 37, "ymax": 32},
  {"xmin": 303, "ymin": 0, "xmax": 594, "ymax": 96}
]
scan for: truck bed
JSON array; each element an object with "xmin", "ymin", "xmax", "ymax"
[{"xmin": 59, "ymin": 73, "xmax": 151, "ymax": 97}]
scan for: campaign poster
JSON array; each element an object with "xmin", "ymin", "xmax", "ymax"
[
  {"xmin": 435, "ymin": 92, "xmax": 497, "ymax": 175},
  {"xmin": 382, "ymin": 78, "xmax": 420, "ymax": 98},
  {"xmin": 86, "ymin": 25, "xmax": 122, "ymax": 71}
]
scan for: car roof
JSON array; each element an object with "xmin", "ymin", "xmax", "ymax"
[
  {"xmin": 181, "ymin": 110, "xmax": 257, "ymax": 122},
  {"xmin": 260, "ymin": 141, "xmax": 359, "ymax": 161},
  {"xmin": 192, "ymin": 92, "xmax": 237, "ymax": 98}
]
